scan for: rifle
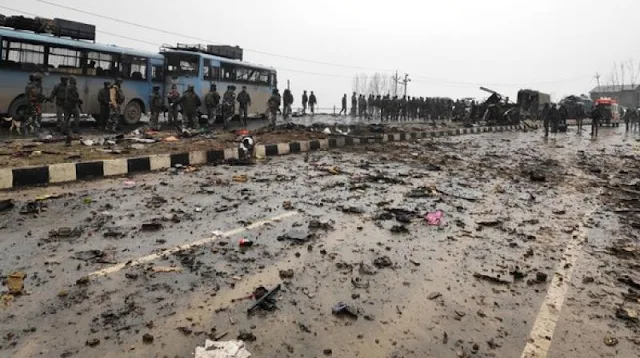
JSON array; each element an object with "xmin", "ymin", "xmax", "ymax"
[{"xmin": 247, "ymin": 284, "xmax": 281, "ymax": 314}]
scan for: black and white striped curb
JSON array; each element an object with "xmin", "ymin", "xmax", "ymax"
[{"xmin": 0, "ymin": 124, "xmax": 524, "ymax": 190}]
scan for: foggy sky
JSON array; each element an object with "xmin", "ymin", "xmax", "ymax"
[{"xmin": 6, "ymin": 0, "xmax": 640, "ymax": 107}]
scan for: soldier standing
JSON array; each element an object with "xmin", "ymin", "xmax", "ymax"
[
  {"xmin": 167, "ymin": 84, "xmax": 180, "ymax": 127},
  {"xmin": 282, "ymin": 88, "xmax": 293, "ymax": 119},
  {"xmin": 204, "ymin": 84, "xmax": 221, "ymax": 127},
  {"xmin": 175, "ymin": 84, "xmax": 201, "ymax": 130},
  {"xmin": 49, "ymin": 76, "xmax": 67, "ymax": 130},
  {"xmin": 625, "ymin": 108, "xmax": 633, "ymax": 132},
  {"xmin": 309, "ymin": 91, "xmax": 317, "ymax": 115},
  {"xmin": 368, "ymin": 94, "xmax": 374, "ymax": 117},
  {"xmin": 222, "ymin": 85, "xmax": 236, "ymax": 129},
  {"xmin": 267, "ymin": 88, "xmax": 281, "ymax": 126},
  {"xmin": 339, "ymin": 94, "xmax": 347, "ymax": 115},
  {"xmin": 106, "ymin": 78, "xmax": 124, "ymax": 132},
  {"xmin": 63, "ymin": 76, "xmax": 81, "ymax": 135},
  {"xmin": 351, "ymin": 92, "xmax": 357, "ymax": 116},
  {"xmin": 97, "ymin": 81, "xmax": 110, "ymax": 128},
  {"xmin": 149, "ymin": 85, "xmax": 163, "ymax": 130},
  {"xmin": 237, "ymin": 86, "xmax": 251, "ymax": 126},
  {"xmin": 25, "ymin": 73, "xmax": 45, "ymax": 132},
  {"xmin": 301, "ymin": 90, "xmax": 308, "ymax": 115},
  {"xmin": 591, "ymin": 105, "xmax": 600, "ymax": 137}
]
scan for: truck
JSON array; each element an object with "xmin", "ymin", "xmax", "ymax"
[
  {"xmin": 517, "ymin": 89, "xmax": 551, "ymax": 121},
  {"xmin": 593, "ymin": 98, "xmax": 620, "ymax": 127}
]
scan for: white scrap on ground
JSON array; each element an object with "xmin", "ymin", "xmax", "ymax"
[{"xmin": 195, "ymin": 340, "xmax": 251, "ymax": 358}]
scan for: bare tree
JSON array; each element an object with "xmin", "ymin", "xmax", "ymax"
[
  {"xmin": 352, "ymin": 73, "xmax": 369, "ymax": 94},
  {"xmin": 626, "ymin": 59, "xmax": 640, "ymax": 88},
  {"xmin": 368, "ymin": 72, "xmax": 392, "ymax": 96}
]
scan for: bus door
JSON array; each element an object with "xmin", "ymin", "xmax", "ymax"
[{"xmin": 163, "ymin": 52, "xmax": 200, "ymax": 98}]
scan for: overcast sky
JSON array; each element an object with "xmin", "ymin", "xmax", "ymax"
[{"xmin": 5, "ymin": 0, "xmax": 640, "ymax": 107}]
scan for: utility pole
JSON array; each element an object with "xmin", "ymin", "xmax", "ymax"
[
  {"xmin": 392, "ymin": 71, "xmax": 401, "ymax": 97},
  {"xmin": 595, "ymin": 72, "xmax": 601, "ymax": 89},
  {"xmin": 401, "ymin": 73, "xmax": 411, "ymax": 97}
]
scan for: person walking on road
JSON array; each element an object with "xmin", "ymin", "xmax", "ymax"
[
  {"xmin": 97, "ymin": 81, "xmax": 110, "ymax": 129},
  {"xmin": 541, "ymin": 103, "xmax": 550, "ymax": 137},
  {"xmin": 49, "ymin": 76, "xmax": 67, "ymax": 130},
  {"xmin": 339, "ymin": 94, "xmax": 347, "ymax": 115},
  {"xmin": 301, "ymin": 90, "xmax": 308, "ymax": 115},
  {"xmin": 351, "ymin": 92, "xmax": 357, "ymax": 116},
  {"xmin": 63, "ymin": 76, "xmax": 81, "ymax": 135},
  {"xmin": 167, "ymin": 84, "xmax": 180, "ymax": 127},
  {"xmin": 625, "ymin": 108, "xmax": 633, "ymax": 132},
  {"xmin": 222, "ymin": 85, "xmax": 236, "ymax": 129},
  {"xmin": 106, "ymin": 78, "xmax": 124, "ymax": 133},
  {"xmin": 267, "ymin": 88, "xmax": 281, "ymax": 126},
  {"xmin": 204, "ymin": 84, "xmax": 221, "ymax": 127},
  {"xmin": 175, "ymin": 84, "xmax": 202, "ymax": 130},
  {"xmin": 149, "ymin": 85, "xmax": 163, "ymax": 130},
  {"xmin": 309, "ymin": 91, "xmax": 317, "ymax": 115},
  {"xmin": 282, "ymin": 88, "xmax": 293, "ymax": 119},
  {"xmin": 591, "ymin": 105, "xmax": 600, "ymax": 138},
  {"xmin": 237, "ymin": 86, "xmax": 251, "ymax": 126}
]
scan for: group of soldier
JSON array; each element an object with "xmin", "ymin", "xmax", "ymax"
[
  {"xmin": 339, "ymin": 93, "xmax": 455, "ymax": 121},
  {"xmin": 25, "ymin": 74, "xmax": 124, "ymax": 135}
]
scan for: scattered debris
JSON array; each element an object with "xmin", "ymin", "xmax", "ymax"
[
  {"xmin": 373, "ymin": 256, "xmax": 393, "ymax": 268},
  {"xmin": 279, "ymin": 269, "xmax": 295, "ymax": 279},
  {"xmin": 151, "ymin": 266, "xmax": 182, "ymax": 273},
  {"xmin": 237, "ymin": 330, "xmax": 256, "ymax": 342},
  {"xmin": 282, "ymin": 201, "xmax": 293, "ymax": 210},
  {"xmin": 85, "ymin": 338, "xmax": 100, "ymax": 347},
  {"xmin": 0, "ymin": 199, "xmax": 14, "ymax": 213},
  {"xmin": 473, "ymin": 272, "xmax": 510, "ymax": 285},
  {"xmin": 332, "ymin": 302, "xmax": 359, "ymax": 319},
  {"xmin": 233, "ymin": 175, "xmax": 248, "ymax": 183},
  {"xmin": 425, "ymin": 211, "xmax": 443, "ymax": 226},
  {"xmin": 142, "ymin": 333, "xmax": 154, "ymax": 344},
  {"xmin": 277, "ymin": 230, "xmax": 314, "ymax": 244},
  {"xmin": 195, "ymin": 340, "xmax": 252, "ymax": 358},
  {"xmin": 247, "ymin": 284, "xmax": 281, "ymax": 314},
  {"xmin": 7, "ymin": 272, "xmax": 26, "ymax": 294},
  {"xmin": 428, "ymin": 292, "xmax": 442, "ymax": 300},
  {"xmin": 390, "ymin": 225, "xmax": 409, "ymax": 234},
  {"xmin": 604, "ymin": 337, "xmax": 619, "ymax": 347}
]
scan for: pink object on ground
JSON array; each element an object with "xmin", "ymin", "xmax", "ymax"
[{"xmin": 425, "ymin": 211, "xmax": 443, "ymax": 225}]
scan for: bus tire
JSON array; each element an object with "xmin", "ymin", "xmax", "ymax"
[
  {"xmin": 8, "ymin": 96, "xmax": 28, "ymax": 121},
  {"xmin": 122, "ymin": 100, "xmax": 143, "ymax": 125}
]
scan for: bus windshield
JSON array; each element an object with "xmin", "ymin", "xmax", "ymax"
[{"xmin": 164, "ymin": 53, "xmax": 199, "ymax": 76}]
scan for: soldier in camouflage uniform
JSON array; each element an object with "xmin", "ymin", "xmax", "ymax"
[
  {"xmin": 25, "ymin": 73, "xmax": 45, "ymax": 132},
  {"xmin": 175, "ymin": 84, "xmax": 201, "ymax": 130},
  {"xmin": 204, "ymin": 84, "xmax": 221, "ymax": 127},
  {"xmin": 49, "ymin": 76, "xmax": 68, "ymax": 130},
  {"xmin": 236, "ymin": 86, "xmax": 251, "ymax": 127},
  {"xmin": 267, "ymin": 88, "xmax": 281, "ymax": 126},
  {"xmin": 149, "ymin": 85, "xmax": 163, "ymax": 130},
  {"xmin": 106, "ymin": 78, "xmax": 124, "ymax": 132},
  {"xmin": 97, "ymin": 81, "xmax": 111, "ymax": 128},
  {"xmin": 222, "ymin": 85, "xmax": 236, "ymax": 129},
  {"xmin": 63, "ymin": 76, "xmax": 81, "ymax": 135},
  {"xmin": 167, "ymin": 84, "xmax": 180, "ymax": 127}
]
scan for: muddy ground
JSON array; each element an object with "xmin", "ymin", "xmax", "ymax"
[
  {"xmin": 1, "ymin": 125, "xmax": 640, "ymax": 358},
  {"xmin": 0, "ymin": 115, "xmax": 455, "ymax": 168}
]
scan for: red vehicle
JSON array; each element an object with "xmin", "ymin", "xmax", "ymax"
[{"xmin": 594, "ymin": 98, "xmax": 621, "ymax": 127}]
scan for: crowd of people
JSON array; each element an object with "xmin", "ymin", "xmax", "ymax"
[{"xmin": 339, "ymin": 92, "xmax": 458, "ymax": 121}]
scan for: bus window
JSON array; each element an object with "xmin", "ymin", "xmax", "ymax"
[
  {"xmin": 0, "ymin": 39, "xmax": 45, "ymax": 71},
  {"xmin": 257, "ymin": 70, "xmax": 269, "ymax": 84},
  {"xmin": 152, "ymin": 65, "xmax": 163, "ymax": 82},
  {"xmin": 211, "ymin": 66, "xmax": 220, "ymax": 81},
  {"xmin": 165, "ymin": 54, "xmax": 198, "ymax": 76},
  {"xmin": 121, "ymin": 56, "xmax": 147, "ymax": 81},
  {"xmin": 86, "ymin": 51, "xmax": 115, "ymax": 76},
  {"xmin": 203, "ymin": 59, "xmax": 211, "ymax": 80},
  {"xmin": 48, "ymin": 47, "xmax": 83, "ymax": 75},
  {"xmin": 236, "ymin": 67, "xmax": 249, "ymax": 82},
  {"xmin": 221, "ymin": 64, "xmax": 236, "ymax": 81}
]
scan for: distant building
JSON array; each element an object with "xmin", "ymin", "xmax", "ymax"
[{"xmin": 590, "ymin": 85, "xmax": 640, "ymax": 109}]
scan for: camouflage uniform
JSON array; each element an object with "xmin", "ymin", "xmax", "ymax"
[
  {"xmin": 267, "ymin": 89, "xmax": 281, "ymax": 126},
  {"xmin": 308, "ymin": 92, "xmax": 317, "ymax": 115},
  {"xmin": 63, "ymin": 76, "xmax": 81, "ymax": 134},
  {"xmin": 167, "ymin": 85, "xmax": 180, "ymax": 126},
  {"xmin": 97, "ymin": 82, "xmax": 111, "ymax": 128},
  {"xmin": 107, "ymin": 79, "xmax": 124, "ymax": 132},
  {"xmin": 175, "ymin": 85, "xmax": 201, "ymax": 129},
  {"xmin": 236, "ymin": 87, "xmax": 251, "ymax": 126},
  {"xmin": 25, "ymin": 73, "xmax": 45, "ymax": 131},
  {"xmin": 149, "ymin": 86, "xmax": 163, "ymax": 130},
  {"xmin": 49, "ymin": 77, "xmax": 68, "ymax": 129},
  {"xmin": 301, "ymin": 91, "xmax": 308, "ymax": 115},
  {"xmin": 222, "ymin": 86, "xmax": 236, "ymax": 128},
  {"xmin": 282, "ymin": 89, "xmax": 293, "ymax": 119},
  {"xmin": 204, "ymin": 85, "xmax": 221, "ymax": 126}
]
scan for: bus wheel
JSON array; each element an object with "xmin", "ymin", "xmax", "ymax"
[
  {"xmin": 122, "ymin": 101, "xmax": 142, "ymax": 125},
  {"xmin": 8, "ymin": 97, "xmax": 28, "ymax": 121}
]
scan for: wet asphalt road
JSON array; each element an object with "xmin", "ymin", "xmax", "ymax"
[{"xmin": 1, "ymin": 125, "xmax": 640, "ymax": 358}]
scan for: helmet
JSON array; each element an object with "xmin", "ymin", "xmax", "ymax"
[
  {"xmin": 152, "ymin": 85, "xmax": 160, "ymax": 91},
  {"xmin": 60, "ymin": 76, "xmax": 68, "ymax": 83},
  {"xmin": 114, "ymin": 77, "xmax": 123, "ymax": 85},
  {"xmin": 104, "ymin": 81, "xmax": 111, "ymax": 87},
  {"xmin": 33, "ymin": 73, "xmax": 43, "ymax": 81},
  {"xmin": 210, "ymin": 84, "xmax": 216, "ymax": 90},
  {"xmin": 69, "ymin": 76, "xmax": 77, "ymax": 84}
]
